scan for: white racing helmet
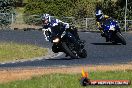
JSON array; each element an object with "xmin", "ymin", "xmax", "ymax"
[
  {"xmin": 95, "ymin": 10, "xmax": 104, "ymax": 21},
  {"xmin": 42, "ymin": 13, "xmax": 50, "ymax": 21}
]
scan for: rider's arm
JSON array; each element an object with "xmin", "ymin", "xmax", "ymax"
[
  {"xmin": 96, "ymin": 21, "xmax": 104, "ymax": 32},
  {"xmin": 63, "ymin": 22, "xmax": 70, "ymax": 29},
  {"xmin": 42, "ymin": 23, "xmax": 51, "ymax": 36},
  {"xmin": 96, "ymin": 22, "xmax": 102, "ymax": 29},
  {"xmin": 104, "ymin": 15, "xmax": 109, "ymax": 19},
  {"xmin": 54, "ymin": 19, "xmax": 70, "ymax": 29}
]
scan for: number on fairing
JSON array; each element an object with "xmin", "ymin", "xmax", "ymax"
[{"xmin": 109, "ymin": 25, "xmax": 115, "ymax": 31}]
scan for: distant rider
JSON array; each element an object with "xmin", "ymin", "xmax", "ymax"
[{"xmin": 95, "ymin": 9, "xmax": 110, "ymax": 42}]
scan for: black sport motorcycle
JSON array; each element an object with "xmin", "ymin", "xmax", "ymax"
[
  {"xmin": 45, "ymin": 25, "xmax": 87, "ymax": 59},
  {"xmin": 100, "ymin": 18, "xmax": 126, "ymax": 45}
]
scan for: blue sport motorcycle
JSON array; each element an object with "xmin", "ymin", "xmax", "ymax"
[{"xmin": 101, "ymin": 18, "xmax": 126, "ymax": 45}]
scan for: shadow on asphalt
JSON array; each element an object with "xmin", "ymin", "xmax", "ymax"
[
  {"xmin": 45, "ymin": 57, "xmax": 84, "ymax": 60},
  {"xmin": 91, "ymin": 43, "xmax": 121, "ymax": 45}
]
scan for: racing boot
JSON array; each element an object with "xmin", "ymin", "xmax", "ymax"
[
  {"xmin": 106, "ymin": 37, "xmax": 109, "ymax": 42},
  {"xmin": 106, "ymin": 34, "xmax": 110, "ymax": 42},
  {"xmin": 101, "ymin": 33, "xmax": 105, "ymax": 37},
  {"xmin": 101, "ymin": 32, "xmax": 109, "ymax": 42}
]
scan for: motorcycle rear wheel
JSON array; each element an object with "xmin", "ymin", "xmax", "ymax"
[
  {"xmin": 78, "ymin": 49, "xmax": 87, "ymax": 58},
  {"xmin": 116, "ymin": 32, "xmax": 126, "ymax": 45},
  {"xmin": 62, "ymin": 42, "xmax": 78, "ymax": 59}
]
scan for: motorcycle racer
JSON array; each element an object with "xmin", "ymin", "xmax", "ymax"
[
  {"xmin": 95, "ymin": 9, "xmax": 110, "ymax": 42},
  {"xmin": 42, "ymin": 13, "xmax": 84, "ymax": 44}
]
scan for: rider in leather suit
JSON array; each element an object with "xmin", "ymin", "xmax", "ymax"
[
  {"xmin": 95, "ymin": 9, "xmax": 110, "ymax": 42},
  {"xmin": 42, "ymin": 13, "xmax": 83, "ymax": 43}
]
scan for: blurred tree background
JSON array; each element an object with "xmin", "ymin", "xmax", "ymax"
[
  {"xmin": 24, "ymin": 0, "xmax": 96, "ymax": 18},
  {"xmin": 0, "ymin": 0, "xmax": 16, "ymax": 27},
  {"xmin": 96, "ymin": 0, "xmax": 132, "ymax": 20},
  {"xmin": 0, "ymin": 0, "xmax": 132, "ymax": 26},
  {"xmin": 23, "ymin": 0, "xmax": 132, "ymax": 19},
  {"xmin": 0, "ymin": 0, "xmax": 15, "ymax": 13}
]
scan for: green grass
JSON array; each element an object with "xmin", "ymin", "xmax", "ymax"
[
  {"xmin": 0, "ymin": 71, "xmax": 132, "ymax": 88},
  {"xmin": 0, "ymin": 42, "xmax": 48, "ymax": 62}
]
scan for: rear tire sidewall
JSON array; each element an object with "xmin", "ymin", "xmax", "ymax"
[
  {"xmin": 79, "ymin": 49, "xmax": 87, "ymax": 58},
  {"xmin": 116, "ymin": 32, "xmax": 126, "ymax": 45}
]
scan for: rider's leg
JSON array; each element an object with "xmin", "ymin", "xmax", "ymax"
[
  {"xmin": 100, "ymin": 30, "xmax": 109, "ymax": 42},
  {"xmin": 69, "ymin": 27, "xmax": 85, "ymax": 43},
  {"xmin": 104, "ymin": 31, "xmax": 109, "ymax": 42}
]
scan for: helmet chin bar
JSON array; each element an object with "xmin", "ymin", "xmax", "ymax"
[{"xmin": 44, "ymin": 20, "xmax": 49, "ymax": 24}]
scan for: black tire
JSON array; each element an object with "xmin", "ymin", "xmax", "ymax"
[
  {"xmin": 116, "ymin": 32, "xmax": 126, "ymax": 45},
  {"xmin": 79, "ymin": 49, "xmax": 87, "ymax": 58},
  {"xmin": 62, "ymin": 42, "xmax": 78, "ymax": 59},
  {"xmin": 52, "ymin": 45, "xmax": 59, "ymax": 53},
  {"xmin": 112, "ymin": 42, "xmax": 117, "ymax": 45}
]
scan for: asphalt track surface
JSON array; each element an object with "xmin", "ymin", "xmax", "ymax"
[{"xmin": 0, "ymin": 30, "xmax": 132, "ymax": 68}]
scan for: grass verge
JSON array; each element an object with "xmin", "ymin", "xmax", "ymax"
[
  {"xmin": 0, "ymin": 70, "xmax": 131, "ymax": 88},
  {"xmin": 0, "ymin": 42, "xmax": 48, "ymax": 62}
]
